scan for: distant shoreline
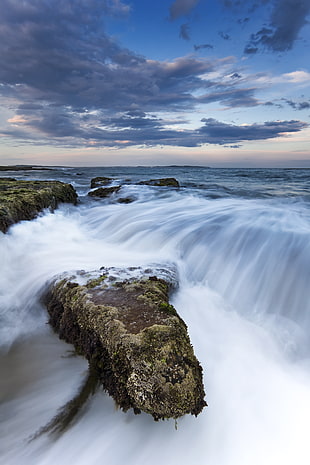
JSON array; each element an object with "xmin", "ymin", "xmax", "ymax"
[
  {"xmin": 0, "ymin": 164, "xmax": 309, "ymax": 171},
  {"xmin": 0, "ymin": 165, "xmax": 53, "ymax": 171}
]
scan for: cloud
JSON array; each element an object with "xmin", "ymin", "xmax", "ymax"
[
  {"xmin": 219, "ymin": 31, "xmax": 231, "ymax": 40},
  {"xmin": 237, "ymin": 17, "xmax": 250, "ymax": 24},
  {"xmin": 243, "ymin": 45, "xmax": 259, "ymax": 54},
  {"xmin": 0, "ymin": 0, "xmax": 307, "ymax": 151},
  {"xmin": 198, "ymin": 118, "xmax": 309, "ymax": 144},
  {"xmin": 230, "ymin": 72, "xmax": 242, "ymax": 79},
  {"xmin": 0, "ymin": 1, "xmax": 225, "ymax": 114},
  {"xmin": 194, "ymin": 43, "xmax": 214, "ymax": 51},
  {"xmin": 284, "ymin": 99, "xmax": 310, "ymax": 110},
  {"xmin": 264, "ymin": 101, "xmax": 284, "ymax": 108},
  {"xmin": 179, "ymin": 23, "xmax": 191, "ymax": 40},
  {"xmin": 281, "ymin": 70, "xmax": 310, "ymax": 83},
  {"xmin": 2, "ymin": 109, "xmax": 307, "ymax": 149},
  {"xmin": 199, "ymin": 87, "xmax": 259, "ymax": 107},
  {"xmin": 244, "ymin": 0, "xmax": 310, "ymax": 53},
  {"xmin": 169, "ymin": 0, "xmax": 200, "ymax": 20}
]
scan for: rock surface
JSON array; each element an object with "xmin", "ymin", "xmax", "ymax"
[
  {"xmin": 90, "ymin": 177, "xmax": 113, "ymax": 188},
  {"xmin": 138, "ymin": 178, "xmax": 180, "ymax": 187},
  {"xmin": 0, "ymin": 179, "xmax": 77, "ymax": 233},
  {"xmin": 44, "ymin": 266, "xmax": 206, "ymax": 420},
  {"xmin": 88, "ymin": 186, "xmax": 121, "ymax": 198}
]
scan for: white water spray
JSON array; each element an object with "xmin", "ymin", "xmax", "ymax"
[{"xmin": 1, "ymin": 187, "xmax": 310, "ymax": 465}]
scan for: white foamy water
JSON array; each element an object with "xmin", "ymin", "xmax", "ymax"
[{"xmin": 1, "ymin": 167, "xmax": 310, "ymax": 465}]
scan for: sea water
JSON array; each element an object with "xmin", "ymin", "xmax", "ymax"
[{"xmin": 0, "ymin": 166, "xmax": 310, "ymax": 464}]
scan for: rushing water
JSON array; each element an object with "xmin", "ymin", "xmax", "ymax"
[{"xmin": 1, "ymin": 166, "xmax": 310, "ymax": 465}]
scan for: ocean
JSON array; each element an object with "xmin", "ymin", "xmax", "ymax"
[{"xmin": 0, "ymin": 166, "xmax": 310, "ymax": 464}]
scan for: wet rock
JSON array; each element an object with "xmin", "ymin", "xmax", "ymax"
[
  {"xmin": 138, "ymin": 178, "xmax": 180, "ymax": 187},
  {"xmin": 117, "ymin": 196, "xmax": 136, "ymax": 204},
  {"xmin": 90, "ymin": 177, "xmax": 113, "ymax": 188},
  {"xmin": 0, "ymin": 179, "xmax": 77, "ymax": 233},
  {"xmin": 88, "ymin": 186, "xmax": 121, "ymax": 198},
  {"xmin": 43, "ymin": 266, "xmax": 206, "ymax": 420}
]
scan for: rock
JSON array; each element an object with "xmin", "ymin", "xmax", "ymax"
[
  {"xmin": 43, "ymin": 266, "xmax": 206, "ymax": 420},
  {"xmin": 117, "ymin": 196, "xmax": 136, "ymax": 204},
  {"xmin": 90, "ymin": 177, "xmax": 113, "ymax": 188},
  {"xmin": 88, "ymin": 186, "xmax": 121, "ymax": 198},
  {"xmin": 0, "ymin": 179, "xmax": 77, "ymax": 233},
  {"xmin": 138, "ymin": 178, "xmax": 180, "ymax": 187}
]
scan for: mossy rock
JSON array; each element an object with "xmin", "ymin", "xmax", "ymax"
[
  {"xmin": 90, "ymin": 177, "xmax": 113, "ymax": 188},
  {"xmin": 138, "ymin": 178, "xmax": 180, "ymax": 187},
  {"xmin": 43, "ymin": 266, "xmax": 206, "ymax": 420},
  {"xmin": 88, "ymin": 186, "xmax": 121, "ymax": 198},
  {"xmin": 0, "ymin": 179, "xmax": 77, "ymax": 233}
]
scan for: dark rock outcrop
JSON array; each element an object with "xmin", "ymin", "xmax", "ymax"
[
  {"xmin": 90, "ymin": 177, "xmax": 113, "ymax": 188},
  {"xmin": 44, "ymin": 266, "xmax": 206, "ymax": 420},
  {"xmin": 138, "ymin": 178, "xmax": 180, "ymax": 187},
  {"xmin": 88, "ymin": 186, "xmax": 121, "ymax": 198},
  {"xmin": 117, "ymin": 196, "xmax": 136, "ymax": 204},
  {"xmin": 0, "ymin": 179, "xmax": 77, "ymax": 233}
]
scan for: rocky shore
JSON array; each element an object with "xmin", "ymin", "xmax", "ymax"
[
  {"xmin": 0, "ymin": 179, "xmax": 77, "ymax": 233},
  {"xmin": 1, "ymin": 173, "xmax": 207, "ymax": 421}
]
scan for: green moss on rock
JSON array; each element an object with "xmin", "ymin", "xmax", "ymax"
[
  {"xmin": 0, "ymin": 179, "xmax": 77, "ymax": 233},
  {"xmin": 43, "ymin": 267, "xmax": 206, "ymax": 420}
]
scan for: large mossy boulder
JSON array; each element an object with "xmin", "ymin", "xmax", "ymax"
[
  {"xmin": 138, "ymin": 178, "xmax": 180, "ymax": 187},
  {"xmin": 44, "ymin": 266, "xmax": 206, "ymax": 420},
  {"xmin": 0, "ymin": 179, "xmax": 77, "ymax": 233}
]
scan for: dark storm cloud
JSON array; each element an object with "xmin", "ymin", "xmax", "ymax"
[
  {"xmin": 0, "ymin": 0, "xmax": 142, "ymax": 107},
  {"xmin": 1, "ymin": 0, "xmax": 308, "ymax": 150},
  {"xmin": 198, "ymin": 118, "xmax": 309, "ymax": 144},
  {"xmin": 17, "ymin": 103, "xmax": 44, "ymax": 111},
  {"xmin": 0, "ymin": 0, "xmax": 234, "ymax": 115},
  {"xmin": 244, "ymin": 0, "xmax": 310, "ymax": 53},
  {"xmin": 169, "ymin": 0, "xmax": 200, "ymax": 20},
  {"xmin": 3, "ymin": 108, "xmax": 307, "ymax": 148}
]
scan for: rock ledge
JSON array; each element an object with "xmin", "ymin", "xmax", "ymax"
[
  {"xmin": 44, "ymin": 266, "xmax": 206, "ymax": 420},
  {"xmin": 0, "ymin": 179, "xmax": 77, "ymax": 233}
]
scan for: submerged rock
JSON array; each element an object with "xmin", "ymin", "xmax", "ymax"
[
  {"xmin": 0, "ymin": 179, "xmax": 77, "ymax": 233},
  {"xmin": 88, "ymin": 186, "xmax": 121, "ymax": 198},
  {"xmin": 44, "ymin": 266, "xmax": 206, "ymax": 420},
  {"xmin": 138, "ymin": 178, "xmax": 180, "ymax": 187},
  {"xmin": 117, "ymin": 196, "xmax": 136, "ymax": 204}
]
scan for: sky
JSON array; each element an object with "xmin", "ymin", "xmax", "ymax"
[{"xmin": 0, "ymin": 0, "xmax": 310, "ymax": 167}]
